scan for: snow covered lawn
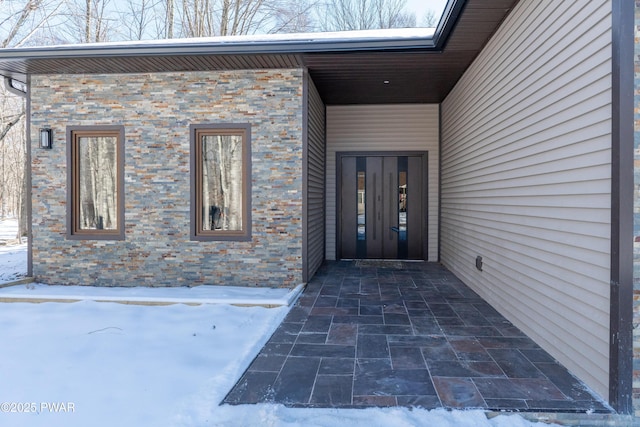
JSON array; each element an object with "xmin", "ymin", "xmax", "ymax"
[
  {"xmin": 0, "ymin": 220, "xmax": 552, "ymax": 426},
  {"xmin": 0, "ymin": 218, "xmax": 19, "ymax": 240},
  {"xmin": 0, "ymin": 243, "xmax": 27, "ymax": 283},
  {"xmin": 0, "ymin": 301, "xmax": 288, "ymax": 427},
  {"xmin": 0, "ymin": 219, "xmax": 27, "ymax": 284},
  {"xmin": 0, "ymin": 300, "xmax": 550, "ymax": 427}
]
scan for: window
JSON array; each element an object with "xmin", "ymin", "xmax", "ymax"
[
  {"xmin": 67, "ymin": 126, "xmax": 124, "ymax": 240},
  {"xmin": 190, "ymin": 124, "xmax": 251, "ymax": 241}
]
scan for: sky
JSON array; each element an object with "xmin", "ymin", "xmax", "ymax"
[{"xmin": 405, "ymin": 0, "xmax": 449, "ymax": 24}]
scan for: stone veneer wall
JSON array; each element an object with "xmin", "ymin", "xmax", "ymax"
[
  {"xmin": 634, "ymin": 0, "xmax": 640, "ymax": 415},
  {"xmin": 30, "ymin": 70, "xmax": 304, "ymax": 288}
]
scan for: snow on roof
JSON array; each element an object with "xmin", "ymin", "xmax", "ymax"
[{"xmin": 16, "ymin": 27, "xmax": 436, "ymax": 52}]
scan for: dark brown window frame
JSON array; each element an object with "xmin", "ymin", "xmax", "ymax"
[
  {"xmin": 66, "ymin": 125, "xmax": 125, "ymax": 241},
  {"xmin": 190, "ymin": 123, "xmax": 251, "ymax": 242}
]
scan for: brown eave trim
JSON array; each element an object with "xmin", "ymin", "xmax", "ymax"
[
  {"xmin": 302, "ymin": 69, "xmax": 310, "ymax": 283},
  {"xmin": 26, "ymin": 76, "xmax": 32, "ymax": 277}
]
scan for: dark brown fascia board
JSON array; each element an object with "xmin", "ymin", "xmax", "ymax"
[
  {"xmin": 433, "ymin": 0, "xmax": 468, "ymax": 50},
  {"xmin": 609, "ymin": 0, "xmax": 634, "ymax": 414},
  {"xmin": 0, "ymin": 0, "xmax": 467, "ymax": 84}
]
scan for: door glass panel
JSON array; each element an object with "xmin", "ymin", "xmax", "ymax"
[
  {"xmin": 357, "ymin": 171, "xmax": 366, "ymax": 240},
  {"xmin": 398, "ymin": 171, "xmax": 407, "ymax": 242}
]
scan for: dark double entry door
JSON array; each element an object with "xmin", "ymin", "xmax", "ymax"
[{"xmin": 339, "ymin": 153, "xmax": 427, "ymax": 260}]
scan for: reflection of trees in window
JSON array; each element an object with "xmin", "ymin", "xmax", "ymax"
[
  {"xmin": 201, "ymin": 134, "xmax": 243, "ymax": 231},
  {"xmin": 69, "ymin": 127, "xmax": 123, "ymax": 240},
  {"xmin": 191, "ymin": 124, "xmax": 250, "ymax": 241},
  {"xmin": 78, "ymin": 136, "xmax": 117, "ymax": 230}
]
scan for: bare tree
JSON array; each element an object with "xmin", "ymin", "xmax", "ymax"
[
  {"xmin": 1, "ymin": 0, "xmax": 64, "ymax": 47},
  {"xmin": 0, "ymin": 84, "xmax": 27, "ymax": 238},
  {"xmin": 0, "ymin": 112, "xmax": 25, "ymax": 143},
  {"xmin": 0, "ymin": 93, "xmax": 25, "ymax": 222},
  {"xmin": 202, "ymin": 134, "xmax": 242, "ymax": 231},
  {"xmin": 118, "ymin": 0, "xmax": 164, "ymax": 40},
  {"xmin": 179, "ymin": 0, "xmax": 212, "ymax": 37},
  {"xmin": 0, "ymin": 86, "xmax": 27, "ymax": 238},
  {"xmin": 59, "ymin": 0, "xmax": 115, "ymax": 43},
  {"xmin": 165, "ymin": 0, "xmax": 174, "ymax": 37},
  {"xmin": 79, "ymin": 136, "xmax": 117, "ymax": 230},
  {"xmin": 177, "ymin": 0, "xmax": 288, "ymax": 37},
  {"xmin": 422, "ymin": 8, "xmax": 437, "ymax": 27},
  {"xmin": 0, "ymin": 0, "xmax": 63, "ymax": 239},
  {"xmin": 88, "ymin": 0, "xmax": 112, "ymax": 42},
  {"xmin": 317, "ymin": 0, "xmax": 415, "ymax": 31},
  {"xmin": 1, "ymin": 0, "xmax": 43, "ymax": 47},
  {"xmin": 270, "ymin": 0, "xmax": 316, "ymax": 34}
]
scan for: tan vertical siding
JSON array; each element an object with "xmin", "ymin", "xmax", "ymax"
[
  {"xmin": 326, "ymin": 104, "xmax": 439, "ymax": 261},
  {"xmin": 304, "ymin": 76, "xmax": 326, "ymax": 281},
  {"xmin": 440, "ymin": 0, "xmax": 612, "ymax": 399}
]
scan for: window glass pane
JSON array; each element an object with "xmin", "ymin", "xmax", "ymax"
[
  {"xmin": 201, "ymin": 134, "xmax": 243, "ymax": 232},
  {"xmin": 78, "ymin": 136, "xmax": 118, "ymax": 230},
  {"xmin": 357, "ymin": 170, "xmax": 365, "ymax": 241},
  {"xmin": 299, "ymin": 0, "xmax": 448, "ymax": 33},
  {"xmin": 398, "ymin": 170, "xmax": 407, "ymax": 242}
]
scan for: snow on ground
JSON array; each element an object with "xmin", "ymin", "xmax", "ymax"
[
  {"xmin": 0, "ymin": 220, "xmax": 554, "ymax": 426},
  {"xmin": 0, "ymin": 300, "xmax": 552, "ymax": 427},
  {"xmin": 0, "ymin": 282, "xmax": 303, "ymax": 306},
  {"xmin": 0, "ymin": 219, "xmax": 27, "ymax": 283},
  {"xmin": 0, "ymin": 244, "xmax": 27, "ymax": 283},
  {"xmin": 0, "ymin": 218, "xmax": 19, "ymax": 240}
]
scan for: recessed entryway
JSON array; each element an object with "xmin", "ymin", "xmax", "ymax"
[{"xmin": 338, "ymin": 152, "xmax": 428, "ymax": 260}]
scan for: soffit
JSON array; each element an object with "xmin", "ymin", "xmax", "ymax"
[
  {"xmin": 305, "ymin": 0, "xmax": 519, "ymax": 104},
  {"xmin": 0, "ymin": 0, "xmax": 519, "ymax": 104}
]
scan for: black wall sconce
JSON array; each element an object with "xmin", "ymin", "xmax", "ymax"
[
  {"xmin": 475, "ymin": 255, "xmax": 483, "ymax": 272},
  {"xmin": 40, "ymin": 128, "xmax": 52, "ymax": 149}
]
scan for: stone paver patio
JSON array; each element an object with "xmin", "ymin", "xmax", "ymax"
[{"xmin": 224, "ymin": 261, "xmax": 611, "ymax": 412}]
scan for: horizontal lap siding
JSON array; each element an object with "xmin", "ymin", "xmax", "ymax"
[
  {"xmin": 326, "ymin": 105, "xmax": 439, "ymax": 261},
  {"xmin": 440, "ymin": 0, "xmax": 612, "ymax": 399},
  {"xmin": 304, "ymin": 76, "xmax": 326, "ymax": 281}
]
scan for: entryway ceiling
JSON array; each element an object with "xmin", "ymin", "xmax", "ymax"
[{"xmin": 307, "ymin": 0, "xmax": 520, "ymax": 104}]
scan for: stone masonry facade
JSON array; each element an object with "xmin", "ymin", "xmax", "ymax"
[{"xmin": 30, "ymin": 70, "xmax": 305, "ymax": 288}]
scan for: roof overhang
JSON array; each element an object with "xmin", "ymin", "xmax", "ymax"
[{"xmin": 0, "ymin": 0, "xmax": 519, "ymax": 104}]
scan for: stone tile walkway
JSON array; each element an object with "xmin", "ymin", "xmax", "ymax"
[{"xmin": 224, "ymin": 261, "xmax": 611, "ymax": 412}]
